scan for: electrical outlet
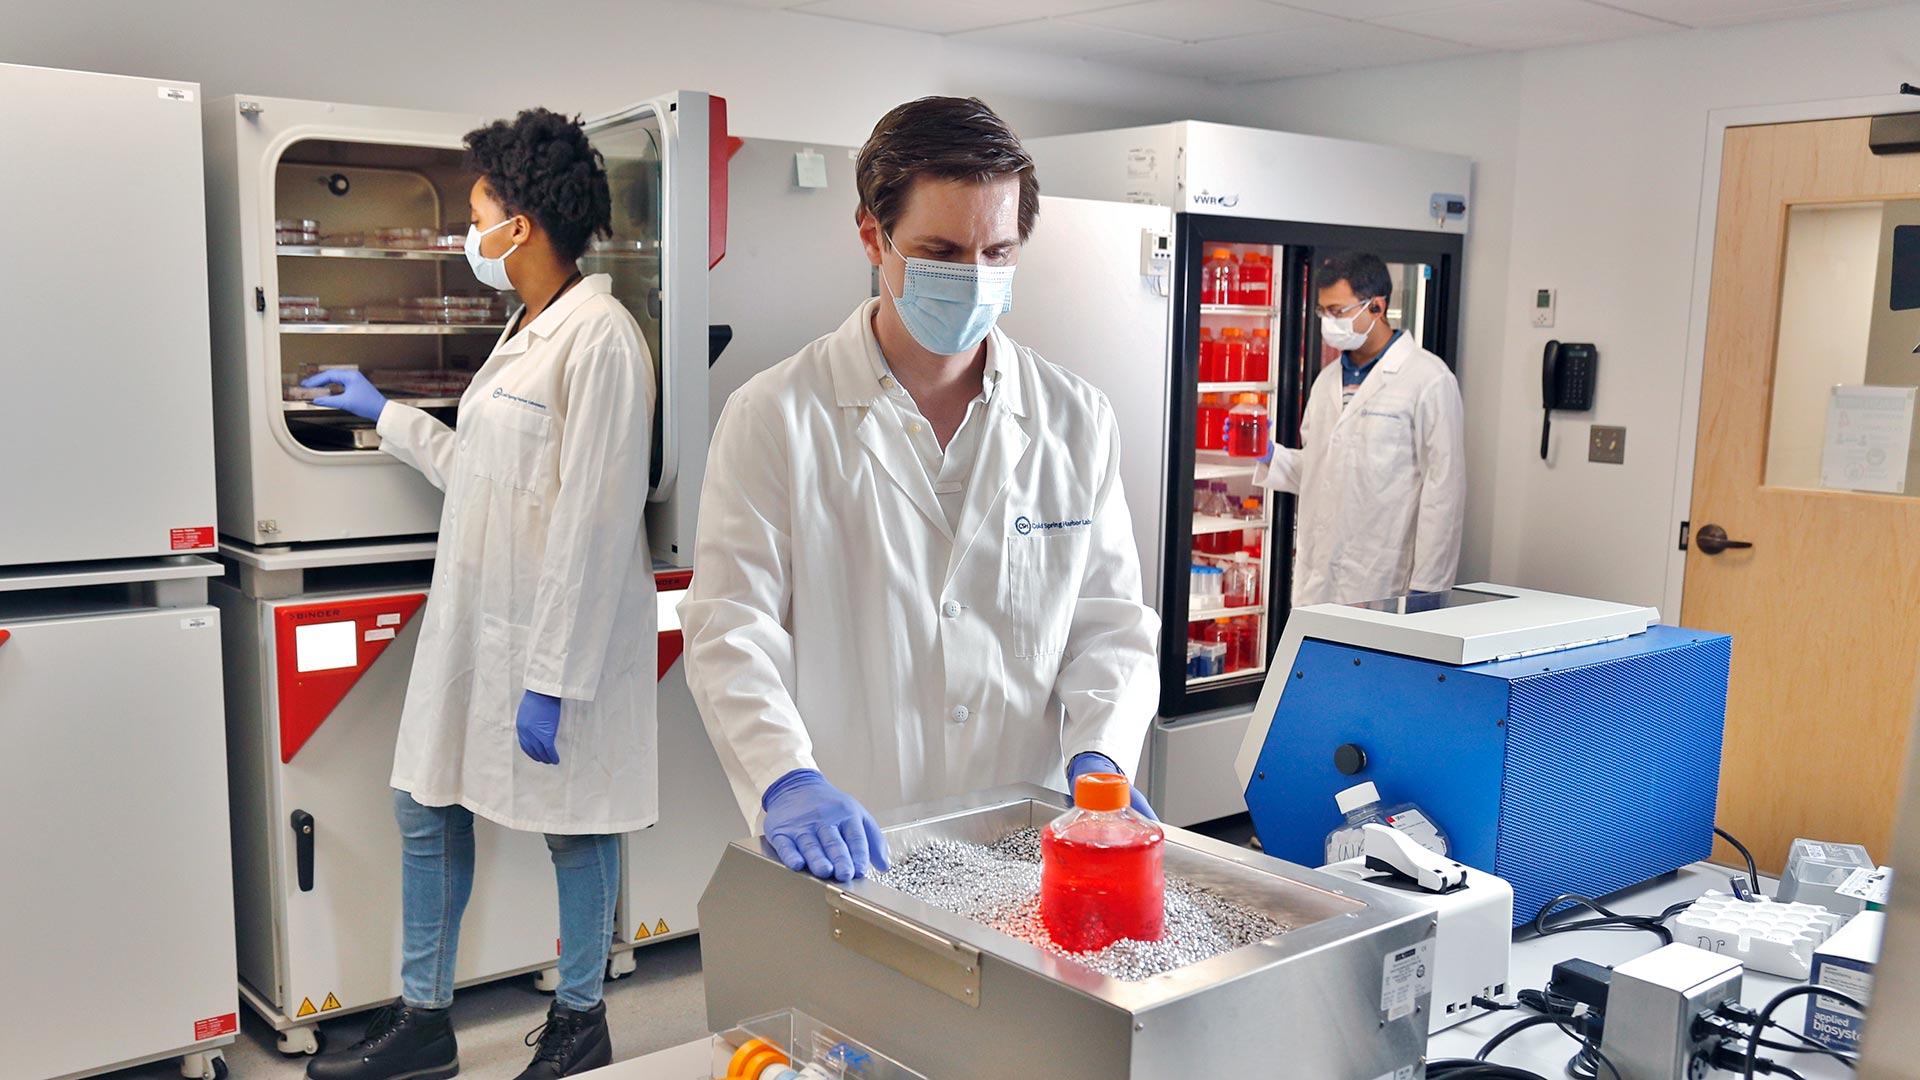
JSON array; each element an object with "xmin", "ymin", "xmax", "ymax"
[{"xmin": 1589, "ymin": 425, "xmax": 1626, "ymax": 464}]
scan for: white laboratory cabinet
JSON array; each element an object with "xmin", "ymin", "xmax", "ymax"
[
  {"xmin": 0, "ymin": 63, "xmax": 218, "ymax": 569},
  {"xmin": 203, "ymin": 91, "xmax": 715, "ymax": 564},
  {"xmin": 0, "ymin": 564, "xmax": 236, "ymax": 1080}
]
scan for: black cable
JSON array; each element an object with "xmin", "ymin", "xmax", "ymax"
[
  {"xmin": 1429, "ymin": 1060, "xmax": 1555, "ymax": 1080},
  {"xmin": 1715, "ymin": 826, "xmax": 1762, "ymax": 893},
  {"xmin": 1763, "ymin": 1020, "xmax": 1858, "ymax": 1070},
  {"xmin": 1479, "ymin": 1013, "xmax": 1570, "ymax": 1060},
  {"xmin": 1531, "ymin": 893, "xmax": 1687, "ymax": 944},
  {"xmin": 1744, "ymin": 985, "xmax": 1867, "ymax": 1080}
]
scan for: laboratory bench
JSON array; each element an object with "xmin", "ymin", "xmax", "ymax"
[{"xmin": 578, "ymin": 861, "xmax": 1857, "ymax": 1080}]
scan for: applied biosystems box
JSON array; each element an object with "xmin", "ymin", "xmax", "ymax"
[{"xmin": 1804, "ymin": 911, "xmax": 1884, "ymax": 1053}]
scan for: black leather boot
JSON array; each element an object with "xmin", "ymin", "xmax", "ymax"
[
  {"xmin": 512, "ymin": 999, "xmax": 613, "ymax": 1079},
  {"xmin": 306, "ymin": 999, "xmax": 458, "ymax": 1080}
]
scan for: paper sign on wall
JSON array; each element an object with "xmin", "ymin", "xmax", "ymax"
[{"xmin": 1822, "ymin": 385, "xmax": 1916, "ymax": 493}]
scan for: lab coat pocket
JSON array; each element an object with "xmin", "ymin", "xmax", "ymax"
[
  {"xmin": 475, "ymin": 613, "xmax": 532, "ymax": 730},
  {"xmin": 1358, "ymin": 407, "xmax": 1414, "ymax": 473},
  {"xmin": 1007, "ymin": 531, "xmax": 1082, "ymax": 659},
  {"xmin": 470, "ymin": 405, "xmax": 552, "ymax": 493}
]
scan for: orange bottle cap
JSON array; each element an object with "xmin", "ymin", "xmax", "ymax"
[
  {"xmin": 1253, "ymin": 328, "xmax": 1270, "ymax": 337},
  {"xmin": 1211, "ymin": 247, "xmax": 1233, "ymax": 259},
  {"xmin": 1222, "ymin": 327, "xmax": 1243, "ymax": 337},
  {"xmin": 1074, "ymin": 772, "xmax": 1130, "ymax": 812},
  {"xmin": 1215, "ymin": 617, "xmax": 1232, "ymax": 624}
]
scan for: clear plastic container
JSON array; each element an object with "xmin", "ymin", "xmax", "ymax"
[
  {"xmin": 278, "ymin": 304, "xmax": 329, "ymax": 323},
  {"xmin": 373, "ymin": 226, "xmax": 436, "ymax": 249},
  {"xmin": 1220, "ymin": 327, "xmax": 1251, "ymax": 382},
  {"xmin": 1201, "ymin": 247, "xmax": 1239, "ymax": 306},
  {"xmin": 1188, "ymin": 640, "xmax": 1226, "ymax": 678},
  {"xmin": 1189, "ymin": 564, "xmax": 1224, "ymax": 609},
  {"xmin": 1325, "ymin": 781, "xmax": 1450, "ymax": 863},
  {"xmin": 325, "ymin": 231, "xmax": 366, "ymax": 248},
  {"xmin": 1237, "ymin": 494, "xmax": 1264, "ymax": 520},
  {"xmin": 1226, "ymin": 394, "xmax": 1270, "ymax": 458},
  {"xmin": 274, "ymin": 218, "xmax": 321, "ymax": 246},
  {"xmin": 1198, "ymin": 327, "xmax": 1225, "ymax": 382},
  {"xmin": 713, "ymin": 1008, "xmax": 929, "ymax": 1080},
  {"xmin": 279, "ymin": 295, "xmax": 320, "ymax": 307},
  {"xmin": 1196, "ymin": 393, "xmax": 1230, "ymax": 451},
  {"xmin": 1235, "ymin": 251, "xmax": 1272, "ymax": 307},
  {"xmin": 1779, "ymin": 838, "xmax": 1877, "ymax": 909},
  {"xmin": 1229, "ymin": 615, "xmax": 1259, "ymax": 670},
  {"xmin": 1249, "ymin": 327, "xmax": 1272, "ymax": 382},
  {"xmin": 1041, "ymin": 772, "xmax": 1165, "ymax": 951},
  {"xmin": 1224, "ymin": 553, "xmax": 1260, "ymax": 608}
]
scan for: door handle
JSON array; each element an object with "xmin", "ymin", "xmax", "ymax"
[
  {"xmin": 291, "ymin": 810, "xmax": 315, "ymax": 892},
  {"xmin": 1694, "ymin": 524, "xmax": 1753, "ymax": 556}
]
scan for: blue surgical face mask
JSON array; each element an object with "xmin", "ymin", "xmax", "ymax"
[
  {"xmin": 464, "ymin": 216, "xmax": 520, "ymax": 292},
  {"xmin": 880, "ymin": 232, "xmax": 1016, "ymax": 356}
]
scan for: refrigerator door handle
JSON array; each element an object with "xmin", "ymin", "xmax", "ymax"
[{"xmin": 291, "ymin": 809, "xmax": 315, "ymax": 892}]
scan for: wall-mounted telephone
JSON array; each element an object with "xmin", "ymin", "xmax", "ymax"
[{"xmin": 1541, "ymin": 340, "xmax": 1597, "ymax": 460}]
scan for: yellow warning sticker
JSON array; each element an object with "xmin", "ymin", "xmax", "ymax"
[
  {"xmin": 633, "ymin": 922, "xmax": 652, "ymax": 940},
  {"xmin": 654, "ymin": 918, "xmax": 670, "ymax": 936},
  {"xmin": 322, "ymin": 992, "xmax": 342, "ymax": 1011},
  {"xmin": 296, "ymin": 997, "xmax": 317, "ymax": 1018}
]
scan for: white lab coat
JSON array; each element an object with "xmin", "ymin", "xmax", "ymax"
[
  {"xmin": 1257, "ymin": 332, "xmax": 1465, "ymax": 607},
  {"xmin": 378, "ymin": 275, "xmax": 658, "ymax": 834},
  {"xmin": 679, "ymin": 301, "xmax": 1160, "ymax": 826}
]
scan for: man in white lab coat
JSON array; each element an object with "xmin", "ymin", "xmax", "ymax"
[
  {"xmin": 1256, "ymin": 250, "xmax": 1465, "ymax": 606},
  {"xmin": 680, "ymin": 97, "xmax": 1160, "ymax": 882}
]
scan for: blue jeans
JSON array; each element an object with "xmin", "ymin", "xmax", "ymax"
[{"xmin": 392, "ymin": 790, "xmax": 620, "ymax": 1012}]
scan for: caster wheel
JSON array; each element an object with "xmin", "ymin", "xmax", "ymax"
[
  {"xmin": 278, "ymin": 1025, "xmax": 321, "ymax": 1056},
  {"xmin": 533, "ymin": 967, "xmax": 562, "ymax": 993},
  {"xmin": 180, "ymin": 1050, "xmax": 227, "ymax": 1080},
  {"xmin": 607, "ymin": 949, "xmax": 637, "ymax": 980}
]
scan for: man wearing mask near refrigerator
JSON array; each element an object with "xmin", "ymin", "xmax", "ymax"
[
  {"xmin": 1254, "ymin": 250, "xmax": 1465, "ymax": 606},
  {"xmin": 680, "ymin": 96, "xmax": 1160, "ymax": 883}
]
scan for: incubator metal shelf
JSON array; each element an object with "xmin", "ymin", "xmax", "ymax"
[{"xmin": 279, "ymin": 323, "xmax": 505, "ymax": 335}]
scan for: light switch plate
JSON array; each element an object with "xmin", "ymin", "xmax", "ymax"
[{"xmin": 1589, "ymin": 425, "xmax": 1626, "ymax": 464}]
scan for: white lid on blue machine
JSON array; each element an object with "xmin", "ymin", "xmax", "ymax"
[{"xmin": 1336, "ymin": 782, "xmax": 1381, "ymax": 815}]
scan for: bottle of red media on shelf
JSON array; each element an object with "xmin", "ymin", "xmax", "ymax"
[
  {"xmin": 1226, "ymin": 394, "xmax": 1270, "ymax": 458},
  {"xmin": 1202, "ymin": 248, "xmax": 1239, "ymax": 306},
  {"xmin": 1220, "ymin": 327, "xmax": 1251, "ymax": 383},
  {"xmin": 1249, "ymin": 328, "xmax": 1272, "ymax": 383},
  {"xmin": 1236, "ymin": 252, "xmax": 1272, "ymax": 307},
  {"xmin": 1198, "ymin": 327, "xmax": 1225, "ymax": 382}
]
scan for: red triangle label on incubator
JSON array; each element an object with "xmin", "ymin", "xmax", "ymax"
[{"xmin": 274, "ymin": 594, "xmax": 426, "ymax": 764}]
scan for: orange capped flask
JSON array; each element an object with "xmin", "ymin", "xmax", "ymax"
[{"xmin": 1040, "ymin": 773, "xmax": 1166, "ymax": 951}]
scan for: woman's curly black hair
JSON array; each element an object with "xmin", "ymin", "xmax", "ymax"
[{"xmin": 464, "ymin": 108, "xmax": 613, "ymax": 262}]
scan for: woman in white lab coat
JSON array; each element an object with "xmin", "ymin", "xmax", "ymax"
[
  {"xmin": 1257, "ymin": 250, "xmax": 1465, "ymax": 607},
  {"xmin": 299, "ymin": 109, "xmax": 655, "ymax": 1080}
]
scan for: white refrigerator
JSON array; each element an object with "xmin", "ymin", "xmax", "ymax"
[
  {"xmin": 0, "ymin": 63, "xmax": 236, "ymax": 1080},
  {"xmin": 1008, "ymin": 122, "xmax": 1471, "ymax": 827}
]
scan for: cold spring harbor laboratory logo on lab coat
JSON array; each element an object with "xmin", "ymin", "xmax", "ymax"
[
  {"xmin": 492, "ymin": 386, "xmax": 547, "ymax": 409},
  {"xmin": 1014, "ymin": 514, "xmax": 1093, "ymax": 536}
]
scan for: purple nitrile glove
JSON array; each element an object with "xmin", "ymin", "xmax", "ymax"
[
  {"xmin": 515, "ymin": 689, "xmax": 562, "ymax": 765},
  {"xmin": 302, "ymin": 369, "xmax": 388, "ymax": 422},
  {"xmin": 761, "ymin": 768, "xmax": 891, "ymax": 882}
]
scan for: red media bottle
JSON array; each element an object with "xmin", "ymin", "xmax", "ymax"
[{"xmin": 1040, "ymin": 773, "xmax": 1165, "ymax": 952}]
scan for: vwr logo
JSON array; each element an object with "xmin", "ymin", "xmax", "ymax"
[{"xmin": 1193, "ymin": 190, "xmax": 1241, "ymax": 208}]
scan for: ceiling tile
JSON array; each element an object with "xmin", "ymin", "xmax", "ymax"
[
  {"xmin": 1269, "ymin": 0, "xmax": 1483, "ymax": 18},
  {"xmin": 951, "ymin": 18, "xmax": 1179, "ymax": 56},
  {"xmin": 789, "ymin": 0, "xmax": 1096, "ymax": 34},
  {"xmin": 1101, "ymin": 19, "xmax": 1480, "ymax": 81},
  {"xmin": 1068, "ymin": 0, "xmax": 1340, "ymax": 43},
  {"xmin": 1595, "ymin": 0, "xmax": 1899, "ymax": 26},
  {"xmin": 1378, "ymin": 0, "xmax": 1677, "ymax": 47}
]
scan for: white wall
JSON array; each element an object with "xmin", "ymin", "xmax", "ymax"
[
  {"xmin": 1233, "ymin": 5, "xmax": 1920, "ymax": 613},
  {"xmin": 0, "ymin": 0, "xmax": 1226, "ymax": 144}
]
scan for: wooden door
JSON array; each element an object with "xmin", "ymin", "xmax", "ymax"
[{"xmin": 1687, "ymin": 116, "xmax": 1920, "ymax": 873}]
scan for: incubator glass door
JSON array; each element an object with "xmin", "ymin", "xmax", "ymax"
[{"xmin": 582, "ymin": 105, "xmax": 667, "ymax": 490}]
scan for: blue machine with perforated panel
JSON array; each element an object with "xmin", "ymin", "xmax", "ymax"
[{"xmin": 1235, "ymin": 586, "xmax": 1732, "ymax": 927}]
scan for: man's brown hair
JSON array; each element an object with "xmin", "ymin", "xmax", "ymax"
[{"xmin": 855, "ymin": 96, "xmax": 1040, "ymax": 243}]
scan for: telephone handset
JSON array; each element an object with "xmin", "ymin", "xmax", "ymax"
[{"xmin": 1540, "ymin": 340, "xmax": 1597, "ymax": 460}]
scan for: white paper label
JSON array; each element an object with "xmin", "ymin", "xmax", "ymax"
[
  {"xmin": 179, "ymin": 616, "xmax": 212, "ymax": 630},
  {"xmin": 1817, "ymin": 962, "xmax": 1873, "ymax": 1013},
  {"xmin": 1385, "ymin": 808, "xmax": 1447, "ymax": 855},
  {"xmin": 1380, "ymin": 940, "xmax": 1433, "ymax": 1022},
  {"xmin": 1822, "ymin": 385, "xmax": 1915, "ymax": 493},
  {"xmin": 158, "ymin": 86, "xmax": 194, "ymax": 103},
  {"xmin": 1837, "ymin": 865, "xmax": 1895, "ymax": 904},
  {"xmin": 1126, "ymin": 147, "xmax": 1157, "ymax": 181},
  {"xmin": 377, "ymin": 613, "xmax": 402, "ymax": 627},
  {"xmin": 364, "ymin": 627, "xmax": 396, "ymax": 642},
  {"xmin": 1803, "ymin": 842, "xmax": 1828, "ymax": 860}
]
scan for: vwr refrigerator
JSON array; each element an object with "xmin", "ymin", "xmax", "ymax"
[
  {"xmin": 0, "ymin": 63, "xmax": 237, "ymax": 1080},
  {"xmin": 1007, "ymin": 121, "xmax": 1469, "ymax": 827}
]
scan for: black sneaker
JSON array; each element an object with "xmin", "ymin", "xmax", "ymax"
[
  {"xmin": 512, "ymin": 1000, "xmax": 612, "ymax": 1079},
  {"xmin": 306, "ymin": 1000, "xmax": 458, "ymax": 1080}
]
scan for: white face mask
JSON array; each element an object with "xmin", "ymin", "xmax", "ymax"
[
  {"xmin": 464, "ymin": 216, "xmax": 520, "ymax": 292},
  {"xmin": 1320, "ymin": 299, "xmax": 1377, "ymax": 353}
]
